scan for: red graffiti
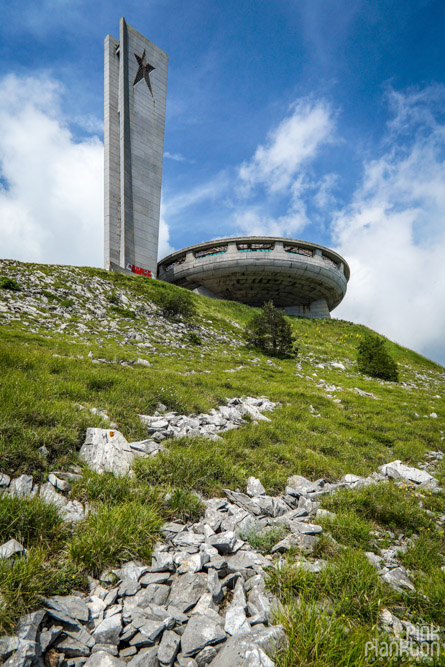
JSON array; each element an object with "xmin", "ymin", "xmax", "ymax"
[{"xmin": 126, "ymin": 263, "xmax": 153, "ymax": 278}]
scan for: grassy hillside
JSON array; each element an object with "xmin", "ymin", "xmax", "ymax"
[{"xmin": 0, "ymin": 259, "xmax": 444, "ymax": 664}]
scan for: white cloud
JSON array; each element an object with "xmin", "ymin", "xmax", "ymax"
[
  {"xmin": 238, "ymin": 98, "xmax": 335, "ymax": 194},
  {"xmin": 164, "ymin": 151, "xmax": 194, "ymax": 163},
  {"xmin": 158, "ymin": 205, "xmax": 175, "ymax": 259},
  {"xmin": 227, "ymin": 98, "xmax": 336, "ymax": 238},
  {"xmin": 333, "ymin": 86, "xmax": 445, "ymax": 363},
  {"xmin": 0, "ymin": 74, "xmax": 103, "ymax": 267}
]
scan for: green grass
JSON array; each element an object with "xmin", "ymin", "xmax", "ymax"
[
  {"xmin": 0, "ymin": 547, "xmax": 85, "ymax": 634},
  {"xmin": 321, "ymin": 483, "xmax": 437, "ymax": 534},
  {"xmin": 274, "ymin": 600, "xmax": 403, "ymax": 667},
  {"xmin": 269, "ymin": 551, "xmax": 407, "ymax": 666},
  {"xmin": 318, "ymin": 510, "xmax": 374, "ymax": 550},
  {"xmin": 68, "ymin": 501, "xmax": 162, "ymax": 575},
  {"xmin": 0, "ymin": 260, "xmax": 444, "ymax": 644},
  {"xmin": 165, "ymin": 488, "xmax": 205, "ymax": 522},
  {"xmin": 269, "ymin": 549, "xmax": 396, "ymax": 624},
  {"xmin": 0, "ymin": 495, "xmax": 65, "ymax": 548},
  {"xmin": 241, "ymin": 525, "xmax": 288, "ymax": 554}
]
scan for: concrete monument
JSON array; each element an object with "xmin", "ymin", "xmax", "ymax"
[
  {"xmin": 103, "ymin": 22, "xmax": 349, "ymax": 318},
  {"xmin": 104, "ymin": 18, "xmax": 168, "ymax": 276},
  {"xmin": 158, "ymin": 237, "xmax": 350, "ymax": 318}
]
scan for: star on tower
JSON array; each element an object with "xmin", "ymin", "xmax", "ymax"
[{"xmin": 133, "ymin": 50, "xmax": 155, "ymax": 96}]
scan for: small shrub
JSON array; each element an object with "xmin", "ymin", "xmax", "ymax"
[
  {"xmin": 0, "ymin": 276, "xmax": 21, "ymax": 291},
  {"xmin": 165, "ymin": 488, "xmax": 205, "ymax": 522},
  {"xmin": 107, "ymin": 291, "xmax": 120, "ymax": 305},
  {"xmin": 69, "ymin": 501, "xmax": 162, "ymax": 574},
  {"xmin": 244, "ymin": 301, "xmax": 297, "ymax": 357},
  {"xmin": 154, "ymin": 289, "xmax": 197, "ymax": 320},
  {"xmin": 109, "ymin": 304, "xmax": 137, "ymax": 319},
  {"xmin": 356, "ymin": 334, "xmax": 398, "ymax": 381},
  {"xmin": 185, "ymin": 331, "xmax": 202, "ymax": 345}
]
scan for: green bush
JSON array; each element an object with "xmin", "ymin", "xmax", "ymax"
[
  {"xmin": 356, "ymin": 334, "xmax": 398, "ymax": 381},
  {"xmin": 185, "ymin": 331, "xmax": 202, "ymax": 345},
  {"xmin": 69, "ymin": 501, "xmax": 162, "ymax": 574},
  {"xmin": 154, "ymin": 288, "xmax": 197, "ymax": 320},
  {"xmin": 109, "ymin": 304, "xmax": 137, "ymax": 319},
  {"xmin": 107, "ymin": 291, "xmax": 120, "ymax": 305},
  {"xmin": 0, "ymin": 276, "xmax": 21, "ymax": 291},
  {"xmin": 244, "ymin": 301, "xmax": 297, "ymax": 357}
]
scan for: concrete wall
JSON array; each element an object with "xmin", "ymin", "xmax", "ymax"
[{"xmin": 104, "ymin": 18, "xmax": 168, "ymax": 275}]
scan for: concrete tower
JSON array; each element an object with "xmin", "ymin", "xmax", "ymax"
[{"xmin": 104, "ymin": 18, "xmax": 168, "ymax": 276}]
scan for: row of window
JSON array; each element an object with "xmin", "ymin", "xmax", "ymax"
[{"xmin": 162, "ymin": 243, "xmax": 340, "ymax": 271}]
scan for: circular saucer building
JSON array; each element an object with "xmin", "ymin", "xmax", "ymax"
[{"xmin": 158, "ymin": 237, "xmax": 350, "ymax": 318}]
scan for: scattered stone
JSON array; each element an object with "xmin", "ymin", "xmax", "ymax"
[
  {"xmin": 382, "ymin": 567, "xmax": 416, "ymax": 593},
  {"xmin": 0, "ymin": 473, "xmax": 11, "ymax": 488},
  {"xmin": 84, "ymin": 651, "xmax": 126, "ymax": 667},
  {"xmin": 93, "ymin": 614, "xmax": 122, "ymax": 645}
]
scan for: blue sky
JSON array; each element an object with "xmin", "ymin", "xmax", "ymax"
[{"xmin": 1, "ymin": 0, "xmax": 445, "ymax": 365}]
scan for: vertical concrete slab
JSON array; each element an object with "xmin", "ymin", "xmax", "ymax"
[{"xmin": 104, "ymin": 18, "xmax": 168, "ymax": 276}]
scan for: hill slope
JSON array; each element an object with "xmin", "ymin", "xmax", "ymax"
[{"xmin": 0, "ymin": 259, "xmax": 444, "ymax": 665}]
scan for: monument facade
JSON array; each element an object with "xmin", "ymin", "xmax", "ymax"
[{"xmin": 104, "ymin": 18, "xmax": 168, "ymax": 276}]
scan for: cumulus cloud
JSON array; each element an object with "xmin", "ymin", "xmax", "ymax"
[
  {"xmin": 230, "ymin": 98, "xmax": 336, "ymax": 238},
  {"xmin": 0, "ymin": 73, "xmax": 103, "ymax": 267},
  {"xmin": 332, "ymin": 85, "xmax": 445, "ymax": 362},
  {"xmin": 238, "ymin": 98, "xmax": 335, "ymax": 195}
]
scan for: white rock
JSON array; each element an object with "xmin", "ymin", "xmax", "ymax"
[
  {"xmin": 0, "ymin": 538, "xmax": 25, "ymax": 559},
  {"xmin": 379, "ymin": 460, "xmax": 438, "ymax": 486},
  {"xmin": 80, "ymin": 428, "xmax": 134, "ymax": 476},
  {"xmin": 8, "ymin": 474, "xmax": 35, "ymax": 498},
  {"xmin": 224, "ymin": 605, "xmax": 251, "ymax": 636},
  {"xmin": 246, "ymin": 477, "xmax": 266, "ymax": 497},
  {"xmin": 93, "ymin": 614, "xmax": 122, "ymax": 644}
]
